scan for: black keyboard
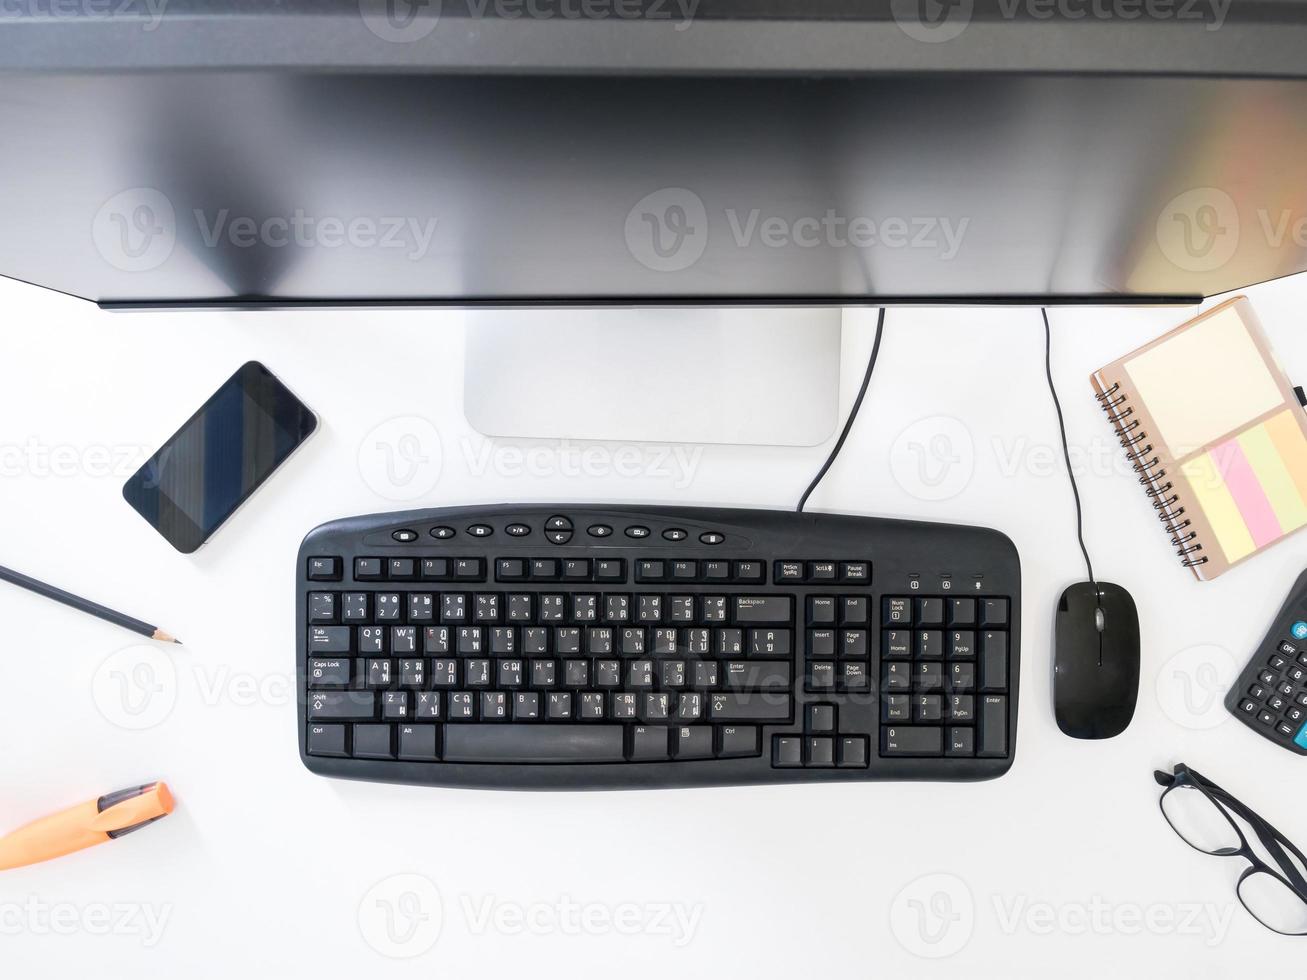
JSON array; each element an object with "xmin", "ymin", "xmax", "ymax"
[{"xmin": 296, "ymin": 506, "xmax": 1021, "ymax": 789}]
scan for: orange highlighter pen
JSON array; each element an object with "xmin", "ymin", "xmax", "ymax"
[{"xmin": 0, "ymin": 782, "xmax": 174, "ymax": 871}]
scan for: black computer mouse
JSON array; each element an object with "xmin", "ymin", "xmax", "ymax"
[{"xmin": 1053, "ymin": 581, "xmax": 1140, "ymax": 739}]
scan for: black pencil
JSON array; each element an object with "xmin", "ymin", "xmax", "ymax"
[{"xmin": 0, "ymin": 564, "xmax": 181, "ymax": 644}]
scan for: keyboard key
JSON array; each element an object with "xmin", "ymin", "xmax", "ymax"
[
  {"xmin": 308, "ymin": 626, "xmax": 350, "ymax": 653},
  {"xmin": 982, "ymin": 598, "xmax": 1009, "ymax": 627},
  {"xmin": 980, "ymin": 632, "xmax": 1008, "ymax": 691},
  {"xmin": 733, "ymin": 561, "xmax": 764, "ymax": 583},
  {"xmin": 946, "ymin": 727, "xmax": 975, "ymax": 757},
  {"xmin": 840, "ymin": 562, "xmax": 870, "ymax": 583},
  {"xmin": 735, "ymin": 596, "xmax": 793, "ymax": 624},
  {"xmin": 916, "ymin": 598, "xmax": 944, "ymax": 626},
  {"xmin": 496, "ymin": 558, "xmax": 527, "ymax": 581},
  {"xmin": 717, "ymin": 725, "xmax": 760, "ymax": 757},
  {"xmin": 838, "ymin": 736, "xmax": 868, "ymax": 768},
  {"xmin": 806, "ymin": 736, "xmax": 835, "ymax": 767},
  {"xmin": 808, "ymin": 596, "xmax": 837, "ymax": 624},
  {"xmin": 354, "ymin": 557, "xmax": 383, "ymax": 580},
  {"xmin": 883, "ymin": 597, "xmax": 912, "ymax": 625},
  {"xmin": 948, "ymin": 598, "xmax": 977, "ymax": 626},
  {"xmin": 308, "ymin": 658, "xmax": 350, "ymax": 688},
  {"xmin": 673, "ymin": 726, "xmax": 714, "ymax": 760},
  {"xmin": 883, "ymin": 630, "xmax": 912, "ymax": 659},
  {"xmin": 306, "ymin": 724, "xmax": 347, "ymax": 757},
  {"xmin": 979, "ymin": 695, "xmax": 1008, "ymax": 756},
  {"xmin": 710, "ymin": 691, "xmax": 791, "ymax": 722},
  {"xmin": 398, "ymin": 725, "xmax": 440, "ymax": 760},
  {"xmin": 307, "ymin": 592, "xmax": 336, "ymax": 624},
  {"xmin": 352, "ymin": 724, "xmax": 393, "ymax": 759},
  {"xmin": 772, "ymin": 735, "xmax": 803, "ymax": 767},
  {"xmin": 629, "ymin": 725, "xmax": 670, "ymax": 761},
  {"xmin": 307, "ymin": 557, "xmax": 341, "ymax": 581},
  {"xmin": 723, "ymin": 660, "xmax": 791, "ymax": 691},
  {"xmin": 748, "ymin": 629, "xmax": 791, "ymax": 657},
  {"xmin": 308, "ymin": 691, "xmax": 375, "ymax": 720},
  {"xmin": 881, "ymin": 726, "xmax": 943, "ymax": 757},
  {"xmin": 443, "ymin": 725, "xmax": 625, "ymax": 763},
  {"xmin": 842, "ymin": 596, "xmax": 870, "ymax": 625}
]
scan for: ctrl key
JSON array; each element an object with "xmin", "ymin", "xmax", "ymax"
[{"xmin": 306, "ymin": 724, "xmax": 347, "ymax": 757}]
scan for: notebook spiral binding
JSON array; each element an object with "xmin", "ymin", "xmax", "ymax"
[{"xmin": 1096, "ymin": 382, "xmax": 1209, "ymax": 568}]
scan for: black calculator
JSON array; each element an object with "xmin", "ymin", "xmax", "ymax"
[{"xmin": 1225, "ymin": 568, "xmax": 1307, "ymax": 755}]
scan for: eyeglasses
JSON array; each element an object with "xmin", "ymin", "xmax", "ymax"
[{"xmin": 1155, "ymin": 763, "xmax": 1307, "ymax": 936}]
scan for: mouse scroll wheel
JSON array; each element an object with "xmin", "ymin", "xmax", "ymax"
[{"xmin": 1094, "ymin": 607, "xmax": 1105, "ymax": 633}]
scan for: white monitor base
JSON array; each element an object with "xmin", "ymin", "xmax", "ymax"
[{"xmin": 463, "ymin": 308, "xmax": 843, "ymax": 447}]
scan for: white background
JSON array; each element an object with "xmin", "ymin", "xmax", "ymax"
[{"xmin": 1, "ymin": 272, "xmax": 1304, "ymax": 977}]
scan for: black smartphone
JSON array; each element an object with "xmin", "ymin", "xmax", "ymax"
[{"xmin": 123, "ymin": 361, "xmax": 317, "ymax": 553}]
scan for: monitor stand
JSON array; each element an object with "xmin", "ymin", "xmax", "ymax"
[{"xmin": 463, "ymin": 308, "xmax": 843, "ymax": 447}]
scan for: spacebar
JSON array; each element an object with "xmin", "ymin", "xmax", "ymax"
[{"xmin": 443, "ymin": 725, "xmax": 626, "ymax": 764}]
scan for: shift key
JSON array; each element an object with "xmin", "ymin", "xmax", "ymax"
[
  {"xmin": 734, "ymin": 596, "xmax": 793, "ymax": 624},
  {"xmin": 307, "ymin": 691, "xmax": 376, "ymax": 720},
  {"xmin": 710, "ymin": 691, "xmax": 792, "ymax": 722}
]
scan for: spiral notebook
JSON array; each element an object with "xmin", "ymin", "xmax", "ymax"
[{"xmin": 1091, "ymin": 297, "xmax": 1307, "ymax": 581}]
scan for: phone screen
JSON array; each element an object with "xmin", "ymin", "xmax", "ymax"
[{"xmin": 123, "ymin": 361, "xmax": 317, "ymax": 552}]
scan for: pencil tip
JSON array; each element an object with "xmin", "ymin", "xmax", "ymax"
[
  {"xmin": 152, "ymin": 628, "xmax": 181, "ymax": 645},
  {"xmin": 173, "ymin": 639, "xmax": 183, "ymax": 645}
]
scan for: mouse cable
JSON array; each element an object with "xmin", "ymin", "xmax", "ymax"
[
  {"xmin": 796, "ymin": 307, "xmax": 886, "ymax": 513},
  {"xmin": 1042, "ymin": 307, "xmax": 1100, "ymax": 600}
]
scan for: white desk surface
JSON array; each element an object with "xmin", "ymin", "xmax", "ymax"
[{"xmin": 2, "ymin": 275, "xmax": 1305, "ymax": 978}]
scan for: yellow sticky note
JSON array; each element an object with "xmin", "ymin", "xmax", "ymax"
[{"xmin": 1180, "ymin": 453, "xmax": 1256, "ymax": 563}]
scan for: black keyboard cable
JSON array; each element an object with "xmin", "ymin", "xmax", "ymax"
[{"xmin": 796, "ymin": 307, "xmax": 886, "ymax": 513}]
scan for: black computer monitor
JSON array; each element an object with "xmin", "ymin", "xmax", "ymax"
[{"xmin": 4, "ymin": 1, "xmax": 1307, "ymax": 307}]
